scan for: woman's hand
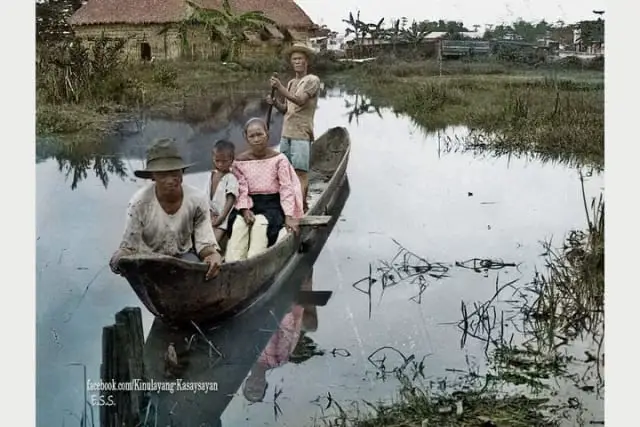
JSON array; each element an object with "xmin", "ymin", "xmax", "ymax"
[
  {"xmin": 242, "ymin": 209, "xmax": 255, "ymax": 226},
  {"xmin": 285, "ymin": 216, "xmax": 300, "ymax": 235}
]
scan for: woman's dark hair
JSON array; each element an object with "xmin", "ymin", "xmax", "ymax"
[{"xmin": 213, "ymin": 139, "xmax": 235, "ymax": 157}]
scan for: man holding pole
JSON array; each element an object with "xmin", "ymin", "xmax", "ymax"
[{"xmin": 266, "ymin": 42, "xmax": 321, "ymax": 212}]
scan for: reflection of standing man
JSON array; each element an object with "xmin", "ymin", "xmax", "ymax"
[{"xmin": 266, "ymin": 42, "xmax": 321, "ymax": 212}]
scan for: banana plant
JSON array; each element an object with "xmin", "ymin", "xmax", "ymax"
[
  {"xmin": 161, "ymin": 0, "xmax": 275, "ymax": 61},
  {"xmin": 402, "ymin": 20, "xmax": 429, "ymax": 53},
  {"xmin": 343, "ymin": 10, "xmax": 367, "ymax": 57},
  {"xmin": 365, "ymin": 18, "xmax": 385, "ymax": 49},
  {"xmin": 387, "ymin": 18, "xmax": 403, "ymax": 55}
]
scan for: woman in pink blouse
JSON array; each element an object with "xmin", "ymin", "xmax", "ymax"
[{"xmin": 225, "ymin": 118, "xmax": 304, "ymax": 262}]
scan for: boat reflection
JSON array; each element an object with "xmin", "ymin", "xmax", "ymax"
[
  {"xmin": 242, "ymin": 271, "xmax": 320, "ymax": 404},
  {"xmin": 97, "ymin": 266, "xmax": 329, "ymax": 427}
]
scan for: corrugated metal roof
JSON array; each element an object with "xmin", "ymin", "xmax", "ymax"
[{"xmin": 425, "ymin": 31, "xmax": 448, "ymax": 40}]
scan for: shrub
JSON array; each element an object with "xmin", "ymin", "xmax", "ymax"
[
  {"xmin": 152, "ymin": 64, "xmax": 178, "ymax": 88},
  {"xmin": 36, "ymin": 35, "xmax": 143, "ymax": 105}
]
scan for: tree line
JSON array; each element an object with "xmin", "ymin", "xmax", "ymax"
[{"xmin": 342, "ymin": 11, "xmax": 605, "ymax": 48}]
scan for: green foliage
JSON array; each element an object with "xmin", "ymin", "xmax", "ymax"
[{"xmin": 36, "ymin": 35, "xmax": 143, "ymax": 105}]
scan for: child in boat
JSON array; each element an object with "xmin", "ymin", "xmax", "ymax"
[{"xmin": 204, "ymin": 140, "xmax": 239, "ymax": 243}]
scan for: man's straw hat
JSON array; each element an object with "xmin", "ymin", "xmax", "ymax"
[
  {"xmin": 134, "ymin": 138, "xmax": 195, "ymax": 179},
  {"xmin": 283, "ymin": 42, "xmax": 316, "ymax": 59}
]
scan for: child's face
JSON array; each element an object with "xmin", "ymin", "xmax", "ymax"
[{"xmin": 213, "ymin": 149, "xmax": 233, "ymax": 173}]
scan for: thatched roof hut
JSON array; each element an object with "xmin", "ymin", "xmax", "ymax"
[
  {"xmin": 70, "ymin": 0, "xmax": 315, "ymax": 29},
  {"xmin": 69, "ymin": 0, "xmax": 317, "ymax": 60}
]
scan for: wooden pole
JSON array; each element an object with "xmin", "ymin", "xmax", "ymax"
[
  {"xmin": 438, "ymin": 41, "xmax": 443, "ymax": 77},
  {"xmin": 100, "ymin": 307, "xmax": 146, "ymax": 427},
  {"xmin": 266, "ymin": 72, "xmax": 278, "ymax": 130}
]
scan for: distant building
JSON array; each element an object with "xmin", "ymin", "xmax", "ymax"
[
  {"xmin": 68, "ymin": 0, "xmax": 317, "ymax": 61},
  {"xmin": 573, "ymin": 27, "xmax": 604, "ymax": 55},
  {"xmin": 309, "ymin": 32, "xmax": 345, "ymax": 54}
]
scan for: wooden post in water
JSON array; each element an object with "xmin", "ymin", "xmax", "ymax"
[
  {"xmin": 438, "ymin": 40, "xmax": 443, "ymax": 77},
  {"xmin": 100, "ymin": 307, "xmax": 146, "ymax": 427}
]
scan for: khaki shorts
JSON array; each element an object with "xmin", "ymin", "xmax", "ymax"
[{"xmin": 279, "ymin": 138, "xmax": 311, "ymax": 172}]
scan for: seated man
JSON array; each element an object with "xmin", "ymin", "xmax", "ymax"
[{"xmin": 109, "ymin": 138, "xmax": 222, "ymax": 280}]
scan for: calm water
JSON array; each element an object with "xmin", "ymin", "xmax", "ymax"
[{"xmin": 36, "ymin": 87, "xmax": 604, "ymax": 426}]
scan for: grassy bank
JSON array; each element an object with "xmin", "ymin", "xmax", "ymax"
[
  {"xmin": 335, "ymin": 58, "xmax": 604, "ymax": 169},
  {"xmin": 36, "ymin": 59, "xmax": 274, "ymax": 137},
  {"xmin": 312, "ymin": 381, "xmax": 554, "ymax": 427},
  {"xmin": 35, "ymin": 39, "xmax": 350, "ymax": 139}
]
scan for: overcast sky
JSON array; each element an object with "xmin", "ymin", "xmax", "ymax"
[{"xmin": 296, "ymin": 0, "xmax": 605, "ymax": 33}]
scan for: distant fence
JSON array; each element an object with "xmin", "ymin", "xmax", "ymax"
[{"xmin": 343, "ymin": 38, "xmax": 565, "ymax": 62}]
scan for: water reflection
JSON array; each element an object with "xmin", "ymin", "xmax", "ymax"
[
  {"xmin": 36, "ymin": 87, "xmax": 597, "ymax": 192},
  {"xmin": 35, "ymin": 92, "xmax": 286, "ymax": 190},
  {"xmin": 36, "ymin": 137, "xmax": 128, "ymax": 190},
  {"xmin": 344, "ymin": 93, "xmax": 383, "ymax": 124},
  {"xmin": 94, "ymin": 268, "xmax": 327, "ymax": 427},
  {"xmin": 341, "ymin": 178, "xmax": 605, "ymax": 425}
]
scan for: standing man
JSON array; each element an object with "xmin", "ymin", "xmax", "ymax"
[{"xmin": 267, "ymin": 42, "xmax": 321, "ymax": 212}]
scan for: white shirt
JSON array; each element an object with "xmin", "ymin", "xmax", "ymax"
[
  {"xmin": 203, "ymin": 171, "xmax": 239, "ymax": 230},
  {"xmin": 119, "ymin": 184, "xmax": 218, "ymax": 256}
]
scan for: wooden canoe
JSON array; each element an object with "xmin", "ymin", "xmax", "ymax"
[{"xmin": 116, "ymin": 127, "xmax": 351, "ymax": 326}]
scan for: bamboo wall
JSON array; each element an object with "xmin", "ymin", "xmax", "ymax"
[{"xmin": 73, "ymin": 24, "xmax": 308, "ymax": 62}]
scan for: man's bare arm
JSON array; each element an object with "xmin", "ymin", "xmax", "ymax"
[
  {"xmin": 274, "ymin": 98, "xmax": 288, "ymax": 114},
  {"xmin": 279, "ymin": 89, "xmax": 311, "ymax": 107},
  {"xmin": 278, "ymin": 76, "xmax": 320, "ymax": 107},
  {"xmin": 194, "ymin": 202, "xmax": 222, "ymax": 259}
]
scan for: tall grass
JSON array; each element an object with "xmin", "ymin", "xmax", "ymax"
[
  {"xmin": 348, "ymin": 71, "xmax": 604, "ymax": 169},
  {"xmin": 526, "ymin": 187, "xmax": 604, "ymax": 350}
]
